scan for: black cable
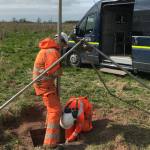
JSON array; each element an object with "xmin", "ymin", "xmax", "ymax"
[
  {"xmin": 85, "ymin": 42, "xmax": 150, "ymax": 90},
  {"xmin": 91, "ymin": 63, "xmax": 150, "ymax": 116}
]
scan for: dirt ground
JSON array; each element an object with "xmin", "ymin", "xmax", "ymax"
[{"xmin": 0, "ymin": 102, "xmax": 150, "ymax": 150}]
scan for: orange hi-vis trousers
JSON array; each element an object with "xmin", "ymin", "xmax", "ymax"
[{"xmin": 42, "ymin": 91, "xmax": 61, "ymax": 146}]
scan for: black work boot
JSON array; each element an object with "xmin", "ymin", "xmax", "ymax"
[
  {"xmin": 54, "ymin": 145, "xmax": 64, "ymax": 150},
  {"xmin": 43, "ymin": 145, "xmax": 57, "ymax": 150},
  {"xmin": 44, "ymin": 145, "xmax": 64, "ymax": 150}
]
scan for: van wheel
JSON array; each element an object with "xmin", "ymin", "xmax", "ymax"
[
  {"xmin": 133, "ymin": 68, "xmax": 138, "ymax": 74},
  {"xmin": 67, "ymin": 52, "xmax": 81, "ymax": 67}
]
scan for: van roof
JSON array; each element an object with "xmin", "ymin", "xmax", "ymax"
[{"xmin": 102, "ymin": 0, "xmax": 119, "ymax": 2}]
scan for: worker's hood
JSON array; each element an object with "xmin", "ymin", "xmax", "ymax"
[{"xmin": 39, "ymin": 37, "xmax": 59, "ymax": 50}]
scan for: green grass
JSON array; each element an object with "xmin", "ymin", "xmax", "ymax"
[{"xmin": 0, "ymin": 22, "xmax": 150, "ymax": 150}]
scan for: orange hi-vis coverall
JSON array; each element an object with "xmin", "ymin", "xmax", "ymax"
[
  {"xmin": 33, "ymin": 38, "xmax": 62, "ymax": 146},
  {"xmin": 65, "ymin": 96, "xmax": 93, "ymax": 142}
]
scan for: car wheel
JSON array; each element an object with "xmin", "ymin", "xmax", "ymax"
[{"xmin": 67, "ymin": 52, "xmax": 81, "ymax": 67}]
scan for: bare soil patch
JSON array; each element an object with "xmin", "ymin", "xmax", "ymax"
[{"xmin": 0, "ymin": 104, "xmax": 150, "ymax": 150}]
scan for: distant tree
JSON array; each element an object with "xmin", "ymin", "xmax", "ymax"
[
  {"xmin": 37, "ymin": 17, "xmax": 41, "ymax": 23},
  {"xmin": 48, "ymin": 19, "xmax": 52, "ymax": 23},
  {"xmin": 19, "ymin": 18, "xmax": 26, "ymax": 23},
  {"xmin": 12, "ymin": 17, "xmax": 17, "ymax": 22},
  {"xmin": 64, "ymin": 20, "xmax": 79, "ymax": 24}
]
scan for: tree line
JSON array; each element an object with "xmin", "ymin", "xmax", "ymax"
[{"xmin": 1, "ymin": 18, "xmax": 79, "ymax": 24}]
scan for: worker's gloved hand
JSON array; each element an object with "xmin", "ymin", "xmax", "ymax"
[
  {"xmin": 65, "ymin": 140, "xmax": 69, "ymax": 144},
  {"xmin": 66, "ymin": 136, "xmax": 77, "ymax": 143}
]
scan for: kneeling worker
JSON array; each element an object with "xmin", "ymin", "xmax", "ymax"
[{"xmin": 60, "ymin": 96, "xmax": 93, "ymax": 143}]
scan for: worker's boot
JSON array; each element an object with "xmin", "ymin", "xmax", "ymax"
[
  {"xmin": 54, "ymin": 145, "xmax": 64, "ymax": 150},
  {"xmin": 43, "ymin": 145, "xmax": 64, "ymax": 150},
  {"xmin": 43, "ymin": 145, "xmax": 57, "ymax": 150}
]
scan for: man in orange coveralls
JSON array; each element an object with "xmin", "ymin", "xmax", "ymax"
[
  {"xmin": 33, "ymin": 32, "xmax": 68, "ymax": 150},
  {"xmin": 60, "ymin": 96, "xmax": 93, "ymax": 143}
]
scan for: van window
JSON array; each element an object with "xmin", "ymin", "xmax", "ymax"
[
  {"xmin": 116, "ymin": 15, "xmax": 128, "ymax": 24},
  {"xmin": 78, "ymin": 14, "xmax": 96, "ymax": 36},
  {"xmin": 138, "ymin": 37, "xmax": 150, "ymax": 46},
  {"xmin": 78, "ymin": 17, "xmax": 87, "ymax": 36},
  {"xmin": 132, "ymin": 37, "xmax": 150, "ymax": 46},
  {"xmin": 85, "ymin": 14, "xmax": 96, "ymax": 34}
]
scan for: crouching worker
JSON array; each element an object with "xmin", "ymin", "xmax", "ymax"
[{"xmin": 60, "ymin": 96, "xmax": 93, "ymax": 143}]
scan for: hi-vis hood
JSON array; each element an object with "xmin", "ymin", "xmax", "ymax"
[{"xmin": 39, "ymin": 37, "xmax": 59, "ymax": 50}]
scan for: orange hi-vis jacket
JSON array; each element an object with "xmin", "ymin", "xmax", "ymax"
[
  {"xmin": 65, "ymin": 96, "xmax": 93, "ymax": 142},
  {"xmin": 33, "ymin": 38, "xmax": 62, "ymax": 96}
]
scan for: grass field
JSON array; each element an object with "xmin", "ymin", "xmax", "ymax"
[{"xmin": 0, "ymin": 22, "xmax": 150, "ymax": 150}]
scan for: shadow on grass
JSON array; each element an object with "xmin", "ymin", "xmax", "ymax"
[
  {"xmin": 137, "ymin": 72, "xmax": 150, "ymax": 80},
  {"xmin": 81, "ymin": 119, "xmax": 150, "ymax": 148}
]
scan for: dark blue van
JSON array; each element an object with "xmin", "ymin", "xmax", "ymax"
[{"xmin": 65, "ymin": 0, "xmax": 150, "ymax": 73}]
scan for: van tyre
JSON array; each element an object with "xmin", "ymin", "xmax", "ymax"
[
  {"xmin": 133, "ymin": 68, "xmax": 138, "ymax": 74},
  {"xmin": 67, "ymin": 52, "xmax": 81, "ymax": 67}
]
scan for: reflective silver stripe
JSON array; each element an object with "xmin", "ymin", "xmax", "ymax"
[
  {"xmin": 33, "ymin": 74, "xmax": 54, "ymax": 81},
  {"xmin": 33, "ymin": 74, "xmax": 37, "ymax": 79},
  {"xmin": 33, "ymin": 66, "xmax": 45, "ymax": 73},
  {"xmin": 46, "ymin": 49, "xmax": 55, "ymax": 54},
  {"xmin": 78, "ymin": 101, "xmax": 83, "ymax": 116},
  {"xmin": 41, "ymin": 75, "xmax": 54, "ymax": 80},
  {"xmin": 33, "ymin": 65, "xmax": 54, "ymax": 81},
  {"xmin": 45, "ymin": 133, "xmax": 59, "ymax": 139},
  {"xmin": 72, "ymin": 132, "xmax": 78, "ymax": 137},
  {"xmin": 47, "ymin": 124, "xmax": 60, "ymax": 129}
]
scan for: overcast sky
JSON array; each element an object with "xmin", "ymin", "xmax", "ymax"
[
  {"xmin": 0, "ymin": 0, "xmax": 149, "ymax": 22},
  {"xmin": 0, "ymin": 0, "xmax": 99, "ymax": 22}
]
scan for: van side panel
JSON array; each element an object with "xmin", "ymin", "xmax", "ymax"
[{"xmin": 132, "ymin": 47, "xmax": 150, "ymax": 72}]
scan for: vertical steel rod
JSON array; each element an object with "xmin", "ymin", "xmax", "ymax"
[{"xmin": 57, "ymin": 0, "xmax": 62, "ymax": 96}]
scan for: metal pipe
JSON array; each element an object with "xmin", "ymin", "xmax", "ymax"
[
  {"xmin": 57, "ymin": 0, "xmax": 62, "ymax": 96},
  {"xmin": 0, "ymin": 40, "xmax": 82, "ymax": 111},
  {"xmin": 57, "ymin": 0, "xmax": 62, "ymax": 36}
]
